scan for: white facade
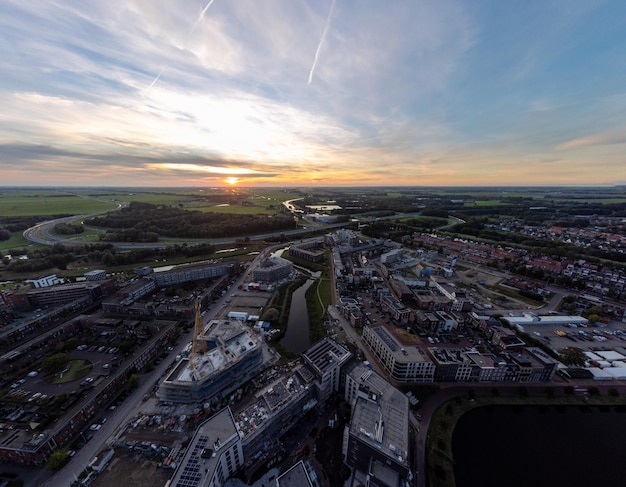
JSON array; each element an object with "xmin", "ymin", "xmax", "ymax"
[
  {"xmin": 362, "ymin": 326, "xmax": 435, "ymax": 383},
  {"xmin": 27, "ymin": 274, "xmax": 61, "ymax": 288}
]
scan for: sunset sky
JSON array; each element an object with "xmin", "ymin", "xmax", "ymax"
[{"xmin": 1, "ymin": 0, "xmax": 625, "ymax": 187}]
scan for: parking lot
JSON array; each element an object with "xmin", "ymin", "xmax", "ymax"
[
  {"xmin": 517, "ymin": 320, "xmax": 626, "ymax": 353},
  {"xmin": 5, "ymin": 346, "xmax": 116, "ymax": 408}
]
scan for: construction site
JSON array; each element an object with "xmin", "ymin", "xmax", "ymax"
[{"xmin": 157, "ymin": 302, "xmax": 270, "ymax": 405}]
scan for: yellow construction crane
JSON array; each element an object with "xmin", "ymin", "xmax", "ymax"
[{"xmin": 190, "ymin": 300, "xmax": 207, "ymax": 370}]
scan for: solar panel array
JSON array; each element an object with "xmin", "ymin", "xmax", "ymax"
[
  {"xmin": 373, "ymin": 327, "xmax": 398, "ymax": 352},
  {"xmin": 175, "ymin": 435, "xmax": 209, "ymax": 487}
]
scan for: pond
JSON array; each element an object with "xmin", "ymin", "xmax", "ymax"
[{"xmin": 452, "ymin": 405, "xmax": 626, "ymax": 487}]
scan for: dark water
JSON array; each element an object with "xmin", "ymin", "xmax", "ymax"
[
  {"xmin": 279, "ymin": 279, "xmax": 313, "ymax": 354},
  {"xmin": 452, "ymin": 405, "xmax": 626, "ymax": 487}
]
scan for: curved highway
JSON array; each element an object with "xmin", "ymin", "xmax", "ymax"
[
  {"xmin": 22, "ymin": 198, "xmax": 127, "ymax": 246},
  {"xmin": 23, "ymin": 202, "xmax": 422, "ymax": 250}
]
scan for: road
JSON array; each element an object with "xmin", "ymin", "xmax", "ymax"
[
  {"xmin": 22, "ymin": 213, "xmax": 344, "ymax": 250},
  {"xmin": 22, "ymin": 206, "xmax": 423, "ymax": 250},
  {"xmin": 38, "ymin": 249, "xmax": 273, "ymax": 487},
  {"xmin": 37, "ymin": 361, "xmax": 169, "ymax": 487},
  {"xmin": 22, "ymin": 196, "xmax": 126, "ymax": 246}
]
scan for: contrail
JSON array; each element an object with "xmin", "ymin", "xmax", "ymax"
[
  {"xmin": 308, "ymin": 0, "xmax": 336, "ymax": 84},
  {"xmin": 191, "ymin": 0, "xmax": 216, "ymax": 33},
  {"xmin": 142, "ymin": 2, "xmax": 214, "ymax": 96},
  {"xmin": 148, "ymin": 68, "xmax": 164, "ymax": 89}
]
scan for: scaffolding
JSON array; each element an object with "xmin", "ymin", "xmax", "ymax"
[{"xmin": 190, "ymin": 300, "xmax": 207, "ymax": 370}]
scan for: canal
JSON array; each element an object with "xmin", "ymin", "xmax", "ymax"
[{"xmin": 279, "ymin": 279, "xmax": 314, "ymax": 354}]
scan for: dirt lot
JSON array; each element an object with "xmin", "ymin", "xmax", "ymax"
[{"xmin": 91, "ymin": 456, "xmax": 172, "ymax": 487}]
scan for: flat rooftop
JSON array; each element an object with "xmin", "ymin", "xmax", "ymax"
[
  {"xmin": 370, "ymin": 327, "xmax": 430, "ymax": 363},
  {"xmin": 370, "ymin": 459, "xmax": 401, "ymax": 487},
  {"xmin": 277, "ymin": 460, "xmax": 314, "ymax": 487},
  {"xmin": 466, "ymin": 352, "xmax": 497, "ymax": 368},
  {"xmin": 169, "ymin": 407, "xmax": 240, "ymax": 487},
  {"xmin": 235, "ymin": 368, "xmax": 312, "ymax": 437},
  {"xmin": 505, "ymin": 313, "xmax": 588, "ymax": 326},
  {"xmin": 428, "ymin": 347, "xmax": 473, "ymax": 365},
  {"xmin": 302, "ymin": 338, "xmax": 351, "ymax": 376},
  {"xmin": 348, "ymin": 363, "xmax": 409, "ymax": 465}
]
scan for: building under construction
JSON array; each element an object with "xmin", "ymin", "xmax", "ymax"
[{"xmin": 157, "ymin": 305, "xmax": 265, "ymax": 404}]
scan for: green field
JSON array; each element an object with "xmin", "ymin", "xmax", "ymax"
[
  {"xmin": 49, "ymin": 359, "xmax": 93, "ymax": 384},
  {"xmin": 554, "ymin": 197, "xmax": 626, "ymax": 204},
  {"xmin": 0, "ymin": 194, "xmax": 117, "ymax": 217},
  {"xmin": 192, "ymin": 204, "xmax": 279, "ymax": 215},
  {"xmin": 0, "ymin": 232, "xmax": 31, "ymax": 251},
  {"xmin": 0, "ymin": 188, "xmax": 304, "ymax": 245},
  {"xmin": 463, "ymin": 199, "xmax": 509, "ymax": 207}
]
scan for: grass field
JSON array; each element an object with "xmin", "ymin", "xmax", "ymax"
[
  {"xmin": 0, "ymin": 188, "xmax": 228, "ymax": 216},
  {"xmin": 555, "ymin": 197, "xmax": 626, "ymax": 204},
  {"xmin": 463, "ymin": 199, "xmax": 509, "ymax": 206},
  {"xmin": 0, "ymin": 232, "xmax": 31, "ymax": 251},
  {"xmin": 49, "ymin": 359, "xmax": 93, "ymax": 384},
  {"xmin": 192, "ymin": 204, "xmax": 279, "ymax": 215},
  {"xmin": 0, "ymin": 194, "xmax": 117, "ymax": 217}
]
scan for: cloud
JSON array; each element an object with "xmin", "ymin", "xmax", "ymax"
[
  {"xmin": 1, "ymin": 1, "xmax": 625, "ymax": 186},
  {"xmin": 555, "ymin": 133, "xmax": 626, "ymax": 151}
]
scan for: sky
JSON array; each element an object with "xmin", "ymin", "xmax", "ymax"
[{"xmin": 1, "ymin": 0, "xmax": 625, "ymax": 187}]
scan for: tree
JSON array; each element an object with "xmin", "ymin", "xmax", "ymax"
[
  {"xmin": 102, "ymin": 251, "xmax": 115, "ymax": 266},
  {"xmin": 118, "ymin": 340, "xmax": 134, "ymax": 355},
  {"xmin": 54, "ymin": 394, "xmax": 69, "ymax": 408},
  {"xmin": 46, "ymin": 450, "xmax": 69, "ymax": 470},
  {"xmin": 128, "ymin": 374, "xmax": 140, "ymax": 389},
  {"xmin": 558, "ymin": 347, "xmax": 586, "ymax": 366},
  {"xmin": 53, "ymin": 222, "xmax": 84, "ymax": 235},
  {"xmin": 583, "ymin": 306, "xmax": 602, "ymax": 323},
  {"xmin": 64, "ymin": 338, "xmax": 80, "ymax": 352},
  {"xmin": 42, "ymin": 353, "xmax": 70, "ymax": 375},
  {"xmin": 587, "ymin": 313, "xmax": 600, "ymax": 324}
]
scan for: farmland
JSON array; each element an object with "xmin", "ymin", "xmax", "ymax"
[{"xmin": 0, "ymin": 191, "xmax": 117, "ymax": 217}]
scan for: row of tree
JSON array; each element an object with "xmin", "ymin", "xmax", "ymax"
[
  {"xmin": 53, "ymin": 222, "xmax": 85, "ymax": 235},
  {"xmin": 86, "ymin": 201, "xmax": 296, "ymax": 239},
  {"xmin": 1, "ymin": 242, "xmax": 218, "ymax": 273}
]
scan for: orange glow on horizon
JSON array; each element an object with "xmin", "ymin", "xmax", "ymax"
[{"xmin": 225, "ymin": 177, "xmax": 240, "ymax": 185}]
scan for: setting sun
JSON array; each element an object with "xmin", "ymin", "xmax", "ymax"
[{"xmin": 225, "ymin": 177, "xmax": 240, "ymax": 185}]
